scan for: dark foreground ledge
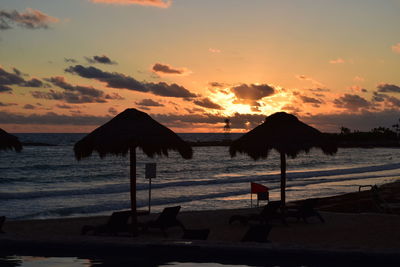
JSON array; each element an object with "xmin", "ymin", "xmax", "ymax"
[{"xmin": 0, "ymin": 238, "xmax": 399, "ymax": 267}]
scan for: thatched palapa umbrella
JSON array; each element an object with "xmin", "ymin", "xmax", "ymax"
[
  {"xmin": 230, "ymin": 112, "xmax": 337, "ymax": 208},
  {"xmin": 0, "ymin": 128, "xmax": 22, "ymax": 152},
  {"xmin": 74, "ymin": 108, "xmax": 193, "ymax": 234}
]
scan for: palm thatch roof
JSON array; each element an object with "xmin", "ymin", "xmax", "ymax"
[
  {"xmin": 230, "ymin": 112, "xmax": 337, "ymax": 159},
  {"xmin": 0, "ymin": 128, "xmax": 22, "ymax": 152},
  {"xmin": 74, "ymin": 108, "xmax": 193, "ymax": 160}
]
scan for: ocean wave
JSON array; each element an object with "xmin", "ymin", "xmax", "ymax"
[{"xmin": 2, "ymin": 163, "xmax": 399, "ymax": 201}]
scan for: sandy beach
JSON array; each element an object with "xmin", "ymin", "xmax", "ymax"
[{"xmin": 1, "ymin": 180, "xmax": 399, "ymax": 265}]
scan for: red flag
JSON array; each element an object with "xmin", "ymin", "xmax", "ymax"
[{"xmin": 251, "ymin": 182, "xmax": 269, "ymax": 193}]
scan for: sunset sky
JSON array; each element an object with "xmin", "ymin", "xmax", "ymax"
[{"xmin": 1, "ymin": 0, "xmax": 400, "ymax": 133}]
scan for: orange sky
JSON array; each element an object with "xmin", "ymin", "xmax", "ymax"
[{"xmin": 1, "ymin": 0, "xmax": 400, "ymax": 133}]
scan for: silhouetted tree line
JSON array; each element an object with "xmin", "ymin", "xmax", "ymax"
[{"xmin": 326, "ymin": 118, "xmax": 400, "ymax": 147}]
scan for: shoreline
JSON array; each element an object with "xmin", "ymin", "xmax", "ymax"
[{"xmin": 1, "ymin": 180, "xmax": 399, "ymax": 259}]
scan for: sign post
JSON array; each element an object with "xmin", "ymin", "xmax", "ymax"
[{"xmin": 145, "ymin": 163, "xmax": 156, "ymax": 213}]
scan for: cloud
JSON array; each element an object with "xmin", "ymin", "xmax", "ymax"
[
  {"xmin": 0, "ymin": 102, "xmax": 17, "ymax": 107},
  {"xmin": 348, "ymin": 85, "xmax": 368, "ymax": 93},
  {"xmin": 31, "ymin": 76, "xmax": 123, "ymax": 104},
  {"xmin": 303, "ymin": 110, "xmax": 400, "ymax": 132},
  {"xmin": 281, "ymin": 105, "xmax": 301, "ymax": 114},
  {"xmin": 85, "ymin": 55, "xmax": 117, "ymax": 65},
  {"xmin": 377, "ymin": 83, "xmax": 400, "ymax": 93},
  {"xmin": 136, "ymin": 98, "xmax": 164, "ymax": 107},
  {"xmin": 66, "ymin": 64, "xmax": 197, "ymax": 98},
  {"xmin": 146, "ymin": 82, "xmax": 197, "ymax": 98},
  {"xmin": 329, "ymin": 58, "xmax": 345, "ymax": 64},
  {"xmin": 333, "ymin": 94, "xmax": 371, "ymax": 112},
  {"xmin": 108, "ymin": 107, "xmax": 118, "ymax": 115},
  {"xmin": 152, "ymin": 63, "xmax": 190, "ymax": 76},
  {"xmin": 0, "ymin": 110, "xmax": 111, "ymax": 125},
  {"xmin": 299, "ymin": 95, "xmax": 324, "ymax": 107},
  {"xmin": 0, "ymin": 8, "xmax": 59, "ymax": 30},
  {"xmin": 372, "ymin": 92, "xmax": 400, "ymax": 108},
  {"xmin": 353, "ymin": 76, "xmax": 365, "ymax": 82},
  {"xmin": 23, "ymin": 104, "xmax": 36, "ymax": 110},
  {"xmin": 0, "ymin": 66, "xmax": 46, "ymax": 92},
  {"xmin": 56, "ymin": 104, "xmax": 73, "ymax": 109},
  {"xmin": 209, "ymin": 82, "xmax": 225, "ymax": 87},
  {"xmin": 0, "ymin": 85, "xmax": 12, "ymax": 93},
  {"xmin": 153, "ymin": 112, "xmax": 266, "ymax": 130},
  {"xmin": 193, "ymin": 97, "xmax": 223, "ymax": 110},
  {"xmin": 231, "ymin": 83, "xmax": 275, "ymax": 101},
  {"xmin": 90, "ymin": 0, "xmax": 172, "ymax": 8},
  {"xmin": 65, "ymin": 65, "xmax": 148, "ymax": 92},
  {"xmin": 208, "ymin": 48, "xmax": 221, "ymax": 53},
  {"xmin": 64, "ymin": 58, "xmax": 78, "ymax": 63},
  {"xmin": 296, "ymin": 75, "xmax": 324, "ymax": 87},
  {"xmin": 391, "ymin": 43, "xmax": 400, "ymax": 54}
]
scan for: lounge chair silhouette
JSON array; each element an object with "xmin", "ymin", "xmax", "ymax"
[
  {"xmin": 286, "ymin": 198, "xmax": 324, "ymax": 223},
  {"xmin": 142, "ymin": 206, "xmax": 185, "ymax": 237},
  {"xmin": 241, "ymin": 224, "xmax": 272, "ymax": 243},
  {"xmin": 81, "ymin": 210, "xmax": 132, "ymax": 235},
  {"xmin": 182, "ymin": 228, "xmax": 210, "ymax": 240},
  {"xmin": 0, "ymin": 216, "xmax": 5, "ymax": 233},
  {"xmin": 229, "ymin": 200, "xmax": 286, "ymax": 225}
]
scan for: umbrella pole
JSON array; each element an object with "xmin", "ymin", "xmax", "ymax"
[
  {"xmin": 130, "ymin": 146, "xmax": 138, "ymax": 236},
  {"xmin": 280, "ymin": 152, "xmax": 286, "ymax": 209}
]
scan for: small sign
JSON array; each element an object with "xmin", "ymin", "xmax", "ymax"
[{"xmin": 145, "ymin": 163, "xmax": 156, "ymax": 179}]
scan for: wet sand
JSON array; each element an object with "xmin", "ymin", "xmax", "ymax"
[{"xmin": 1, "ymin": 180, "xmax": 399, "ymax": 256}]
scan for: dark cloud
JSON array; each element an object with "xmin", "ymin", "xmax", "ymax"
[
  {"xmin": 377, "ymin": 83, "xmax": 400, "ymax": 93},
  {"xmin": 185, "ymin": 107, "xmax": 205, "ymax": 114},
  {"xmin": 85, "ymin": 55, "xmax": 117, "ymax": 65},
  {"xmin": 299, "ymin": 95, "xmax": 324, "ymax": 107},
  {"xmin": 136, "ymin": 99, "xmax": 164, "ymax": 107},
  {"xmin": 153, "ymin": 112, "xmax": 266, "ymax": 130},
  {"xmin": 108, "ymin": 107, "xmax": 118, "ymax": 115},
  {"xmin": 66, "ymin": 65, "xmax": 197, "ymax": 98},
  {"xmin": 372, "ymin": 92, "xmax": 400, "ymax": 108},
  {"xmin": 303, "ymin": 110, "xmax": 400, "ymax": 132},
  {"xmin": 65, "ymin": 65, "xmax": 148, "ymax": 92},
  {"xmin": 372, "ymin": 92, "xmax": 387, "ymax": 102},
  {"xmin": 282, "ymin": 105, "xmax": 301, "ymax": 114},
  {"xmin": 308, "ymin": 88, "xmax": 330, "ymax": 92},
  {"xmin": 209, "ymin": 82, "xmax": 225, "ymax": 87},
  {"xmin": 0, "ymin": 85, "xmax": 13, "ymax": 93},
  {"xmin": 146, "ymin": 82, "xmax": 197, "ymax": 98},
  {"xmin": 0, "ymin": 102, "xmax": 17, "ymax": 107},
  {"xmin": 193, "ymin": 97, "xmax": 223, "ymax": 110},
  {"xmin": 0, "ymin": 8, "xmax": 59, "ymax": 30},
  {"xmin": 231, "ymin": 84, "xmax": 275, "ymax": 100},
  {"xmin": 0, "ymin": 66, "xmax": 46, "ymax": 92},
  {"xmin": 64, "ymin": 58, "xmax": 78, "ymax": 63},
  {"xmin": 333, "ymin": 94, "xmax": 371, "ymax": 112},
  {"xmin": 152, "ymin": 63, "xmax": 189, "ymax": 75},
  {"xmin": 105, "ymin": 93, "xmax": 124, "ymax": 100},
  {"xmin": 0, "ymin": 110, "xmax": 111, "ymax": 125},
  {"xmin": 56, "ymin": 104, "xmax": 73, "ymax": 109},
  {"xmin": 23, "ymin": 104, "xmax": 36, "ymax": 110},
  {"xmin": 32, "ymin": 76, "xmax": 123, "ymax": 104}
]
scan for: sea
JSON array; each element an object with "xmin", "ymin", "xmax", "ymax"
[{"xmin": 0, "ymin": 133, "xmax": 399, "ymax": 220}]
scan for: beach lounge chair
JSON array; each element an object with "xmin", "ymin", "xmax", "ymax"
[
  {"xmin": 81, "ymin": 210, "xmax": 132, "ymax": 236},
  {"xmin": 182, "ymin": 228, "xmax": 210, "ymax": 240},
  {"xmin": 0, "ymin": 216, "xmax": 5, "ymax": 233},
  {"xmin": 241, "ymin": 224, "xmax": 272, "ymax": 243},
  {"xmin": 229, "ymin": 201, "xmax": 286, "ymax": 225},
  {"xmin": 142, "ymin": 206, "xmax": 185, "ymax": 237},
  {"xmin": 286, "ymin": 198, "xmax": 324, "ymax": 223}
]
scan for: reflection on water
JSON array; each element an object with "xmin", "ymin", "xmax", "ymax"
[
  {"xmin": 1, "ymin": 253, "xmax": 396, "ymax": 267},
  {"xmin": 0, "ymin": 256, "xmax": 259, "ymax": 267}
]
